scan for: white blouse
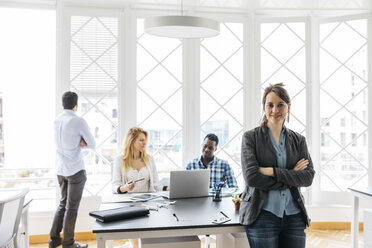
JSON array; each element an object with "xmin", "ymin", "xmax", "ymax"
[
  {"xmin": 126, "ymin": 166, "xmax": 151, "ymax": 192},
  {"xmin": 112, "ymin": 155, "xmax": 161, "ymax": 194}
]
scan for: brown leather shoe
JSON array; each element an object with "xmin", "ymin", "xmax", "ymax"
[{"xmin": 48, "ymin": 238, "xmax": 62, "ymax": 248}]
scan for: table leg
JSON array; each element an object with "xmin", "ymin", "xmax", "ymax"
[
  {"xmin": 107, "ymin": 240, "xmax": 113, "ymax": 248},
  {"xmin": 97, "ymin": 236, "xmax": 106, "ymax": 248},
  {"xmin": 351, "ymin": 195, "xmax": 359, "ymax": 248}
]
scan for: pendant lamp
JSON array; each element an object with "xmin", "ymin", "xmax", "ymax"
[
  {"xmin": 144, "ymin": 1, "xmax": 220, "ymax": 39},
  {"xmin": 144, "ymin": 15, "xmax": 220, "ymax": 39}
]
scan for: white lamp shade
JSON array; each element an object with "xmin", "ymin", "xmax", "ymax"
[{"xmin": 144, "ymin": 16, "xmax": 220, "ymax": 39}]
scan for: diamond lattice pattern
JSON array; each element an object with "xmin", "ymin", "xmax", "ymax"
[
  {"xmin": 320, "ymin": 19, "xmax": 368, "ymax": 192},
  {"xmin": 137, "ymin": 19, "xmax": 182, "ymax": 178},
  {"xmin": 70, "ymin": 16, "xmax": 119, "ymax": 196},
  {"xmin": 261, "ymin": 22, "xmax": 307, "ymax": 136},
  {"xmin": 200, "ymin": 23, "xmax": 244, "ymax": 188}
]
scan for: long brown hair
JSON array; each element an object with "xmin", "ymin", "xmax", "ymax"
[
  {"xmin": 260, "ymin": 82, "xmax": 291, "ymax": 126},
  {"xmin": 122, "ymin": 127, "xmax": 150, "ymax": 171}
]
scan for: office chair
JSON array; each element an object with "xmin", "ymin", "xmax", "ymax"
[{"xmin": 0, "ymin": 188, "xmax": 29, "ymax": 248}]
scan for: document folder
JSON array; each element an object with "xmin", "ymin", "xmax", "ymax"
[{"xmin": 89, "ymin": 206, "xmax": 149, "ymax": 223}]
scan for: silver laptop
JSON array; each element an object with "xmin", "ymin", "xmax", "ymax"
[{"xmin": 167, "ymin": 169, "xmax": 210, "ymax": 199}]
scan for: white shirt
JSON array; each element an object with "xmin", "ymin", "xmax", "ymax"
[
  {"xmin": 126, "ymin": 166, "xmax": 151, "ymax": 192},
  {"xmin": 112, "ymin": 155, "xmax": 161, "ymax": 193},
  {"xmin": 54, "ymin": 109, "xmax": 96, "ymax": 176}
]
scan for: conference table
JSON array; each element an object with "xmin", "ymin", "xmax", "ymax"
[
  {"xmin": 93, "ymin": 196, "xmax": 244, "ymax": 248},
  {"xmin": 349, "ymin": 187, "xmax": 372, "ymax": 248}
]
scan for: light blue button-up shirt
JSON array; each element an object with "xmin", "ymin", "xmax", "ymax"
[
  {"xmin": 54, "ymin": 110, "xmax": 95, "ymax": 176},
  {"xmin": 262, "ymin": 129, "xmax": 300, "ymax": 218}
]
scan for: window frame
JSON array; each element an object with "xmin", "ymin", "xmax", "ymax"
[
  {"xmin": 0, "ymin": 2, "xmax": 370, "ymax": 208},
  {"xmin": 45, "ymin": 9, "xmax": 372, "ymax": 205},
  {"xmin": 58, "ymin": 6, "xmax": 122, "ymax": 197},
  {"xmin": 255, "ymin": 16, "xmax": 311, "ymax": 202},
  {"xmin": 312, "ymin": 13, "xmax": 371, "ymax": 205}
]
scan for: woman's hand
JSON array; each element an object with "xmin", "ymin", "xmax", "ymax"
[
  {"xmin": 259, "ymin": 167, "xmax": 274, "ymax": 177},
  {"xmin": 294, "ymin": 158, "xmax": 309, "ymax": 171},
  {"xmin": 120, "ymin": 180, "xmax": 136, "ymax": 193},
  {"xmin": 80, "ymin": 138, "xmax": 87, "ymax": 148}
]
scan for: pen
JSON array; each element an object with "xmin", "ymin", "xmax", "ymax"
[
  {"xmin": 220, "ymin": 211, "xmax": 229, "ymax": 218},
  {"xmin": 134, "ymin": 178, "xmax": 145, "ymax": 183},
  {"xmin": 173, "ymin": 213, "xmax": 179, "ymax": 221}
]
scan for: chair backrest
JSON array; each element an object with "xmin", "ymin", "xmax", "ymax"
[{"xmin": 0, "ymin": 188, "xmax": 29, "ymax": 247}]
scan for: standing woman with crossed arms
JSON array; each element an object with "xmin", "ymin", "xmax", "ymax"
[{"xmin": 240, "ymin": 83, "xmax": 315, "ymax": 248}]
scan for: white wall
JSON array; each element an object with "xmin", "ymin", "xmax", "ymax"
[{"xmin": 29, "ymin": 196, "xmax": 100, "ymax": 235}]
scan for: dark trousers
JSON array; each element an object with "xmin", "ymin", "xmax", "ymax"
[
  {"xmin": 50, "ymin": 170, "xmax": 87, "ymax": 248},
  {"xmin": 244, "ymin": 210, "xmax": 306, "ymax": 248}
]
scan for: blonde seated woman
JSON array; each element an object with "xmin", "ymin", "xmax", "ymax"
[{"xmin": 112, "ymin": 127, "xmax": 168, "ymax": 248}]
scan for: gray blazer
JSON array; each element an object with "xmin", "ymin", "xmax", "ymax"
[{"xmin": 239, "ymin": 125, "xmax": 315, "ymax": 226}]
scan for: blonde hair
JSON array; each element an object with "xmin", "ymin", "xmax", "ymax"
[{"xmin": 122, "ymin": 127, "xmax": 150, "ymax": 171}]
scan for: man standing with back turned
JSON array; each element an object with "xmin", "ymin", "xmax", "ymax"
[{"xmin": 49, "ymin": 91, "xmax": 96, "ymax": 248}]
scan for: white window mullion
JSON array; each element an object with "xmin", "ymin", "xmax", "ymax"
[
  {"xmin": 368, "ymin": 15, "xmax": 372, "ymax": 187},
  {"xmin": 182, "ymin": 39, "xmax": 200, "ymax": 168},
  {"xmin": 57, "ymin": 3, "xmax": 71, "ymax": 114},
  {"xmin": 308, "ymin": 16, "xmax": 320, "ymax": 205},
  {"xmin": 245, "ymin": 13, "xmax": 261, "ymax": 131},
  {"xmin": 119, "ymin": 8, "xmax": 137, "ymax": 148},
  {"xmin": 56, "ymin": 2, "xmax": 70, "ymax": 203}
]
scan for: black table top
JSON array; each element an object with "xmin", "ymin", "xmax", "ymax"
[{"xmin": 92, "ymin": 196, "xmax": 241, "ymax": 233}]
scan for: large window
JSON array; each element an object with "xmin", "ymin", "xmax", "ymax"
[
  {"xmin": 0, "ymin": 8, "xmax": 56, "ymax": 210},
  {"xmin": 319, "ymin": 17, "xmax": 368, "ymax": 193},
  {"xmin": 260, "ymin": 20, "xmax": 307, "ymax": 136},
  {"xmin": 0, "ymin": 3, "xmax": 370, "ymax": 211},
  {"xmin": 137, "ymin": 19, "xmax": 182, "ymax": 180},
  {"xmin": 200, "ymin": 22, "xmax": 244, "ymax": 188},
  {"xmin": 62, "ymin": 11, "xmax": 372, "ymax": 205},
  {"xmin": 69, "ymin": 13, "xmax": 119, "ymax": 196},
  {"xmin": 259, "ymin": 19, "xmax": 309, "ymax": 199}
]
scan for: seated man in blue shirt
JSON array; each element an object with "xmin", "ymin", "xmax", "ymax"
[{"xmin": 186, "ymin": 133, "xmax": 237, "ymax": 188}]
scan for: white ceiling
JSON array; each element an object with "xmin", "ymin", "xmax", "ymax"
[
  {"xmin": 0, "ymin": 0, "xmax": 371, "ymax": 12},
  {"xmin": 70, "ymin": 0, "xmax": 372, "ymax": 10}
]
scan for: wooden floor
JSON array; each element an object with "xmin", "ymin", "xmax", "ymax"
[
  {"xmin": 306, "ymin": 229, "xmax": 363, "ymax": 248},
  {"xmin": 30, "ymin": 230, "xmax": 364, "ymax": 248}
]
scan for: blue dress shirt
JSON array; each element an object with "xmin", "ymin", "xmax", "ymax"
[
  {"xmin": 54, "ymin": 110, "xmax": 96, "ymax": 176},
  {"xmin": 262, "ymin": 129, "xmax": 300, "ymax": 218}
]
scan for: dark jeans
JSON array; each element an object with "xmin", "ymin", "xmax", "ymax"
[
  {"xmin": 244, "ymin": 210, "xmax": 306, "ymax": 248},
  {"xmin": 50, "ymin": 170, "xmax": 87, "ymax": 248}
]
